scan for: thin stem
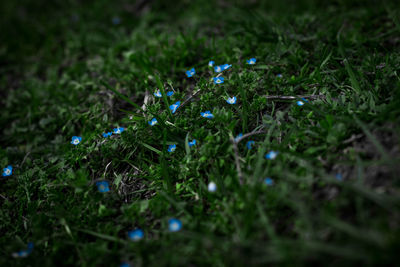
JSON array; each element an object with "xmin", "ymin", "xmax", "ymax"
[
  {"xmin": 263, "ymin": 94, "xmax": 326, "ymax": 100},
  {"xmin": 230, "ymin": 136, "xmax": 244, "ymax": 185},
  {"xmin": 234, "ymin": 129, "xmax": 267, "ymax": 144}
]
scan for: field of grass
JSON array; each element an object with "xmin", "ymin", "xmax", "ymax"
[{"xmin": 1, "ymin": 0, "xmax": 400, "ymax": 266}]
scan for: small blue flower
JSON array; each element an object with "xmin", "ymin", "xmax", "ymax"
[
  {"xmin": 2, "ymin": 165, "xmax": 12, "ymax": 177},
  {"xmin": 102, "ymin": 132, "xmax": 112, "ymax": 138},
  {"xmin": 235, "ymin": 133, "xmax": 243, "ymax": 142},
  {"xmin": 168, "ymin": 144, "xmax": 177, "ymax": 153},
  {"xmin": 168, "ymin": 218, "xmax": 182, "ymax": 232},
  {"xmin": 296, "ymin": 100, "xmax": 305, "ymax": 106},
  {"xmin": 188, "ymin": 139, "xmax": 196, "ymax": 147},
  {"xmin": 96, "ymin": 181, "xmax": 110, "ymax": 193},
  {"xmin": 246, "ymin": 141, "xmax": 255, "ymax": 150},
  {"xmin": 213, "ymin": 77, "xmax": 224, "ymax": 84},
  {"xmin": 301, "ymin": 97, "xmax": 309, "ymax": 103},
  {"xmin": 200, "ymin": 111, "xmax": 214, "ymax": 119},
  {"xmin": 335, "ymin": 173, "xmax": 343, "ymax": 181},
  {"xmin": 208, "ymin": 181, "xmax": 217, "ymax": 192},
  {"xmin": 154, "ymin": 90, "xmax": 162, "ymax": 98},
  {"xmin": 186, "ymin": 68, "xmax": 195, "ymax": 77},
  {"xmin": 148, "ymin": 118, "xmax": 158, "ymax": 126},
  {"xmin": 128, "ymin": 229, "xmax": 144, "ymax": 241},
  {"xmin": 113, "ymin": 127, "xmax": 125, "ymax": 134},
  {"xmin": 120, "ymin": 263, "xmax": 131, "ymax": 267},
  {"xmin": 226, "ymin": 96, "xmax": 237, "ymax": 104},
  {"xmin": 276, "ymin": 74, "xmax": 283, "ymax": 78},
  {"xmin": 265, "ymin": 151, "xmax": 278, "ymax": 160},
  {"xmin": 169, "ymin": 101, "xmax": 181, "ymax": 114},
  {"xmin": 112, "ymin": 17, "xmax": 121, "ymax": 25},
  {"xmin": 214, "ymin": 65, "xmax": 222, "ymax": 73},
  {"xmin": 222, "ymin": 64, "xmax": 232, "ymax": 70},
  {"xmin": 71, "ymin": 136, "xmax": 82, "ymax": 145},
  {"xmin": 155, "ymin": 90, "xmax": 174, "ymax": 97},
  {"xmin": 264, "ymin": 177, "xmax": 274, "ymax": 186},
  {"xmin": 208, "ymin": 61, "xmax": 215, "ymax": 67},
  {"xmin": 246, "ymin": 58, "xmax": 256, "ymax": 65},
  {"xmin": 11, "ymin": 242, "xmax": 34, "ymax": 258}
]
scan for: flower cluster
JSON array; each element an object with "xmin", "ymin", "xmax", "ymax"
[
  {"xmin": 12, "ymin": 242, "xmax": 34, "ymax": 258},
  {"xmin": 154, "ymin": 89, "xmax": 174, "ymax": 98}
]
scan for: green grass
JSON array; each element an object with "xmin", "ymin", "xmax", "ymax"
[{"xmin": 1, "ymin": 0, "xmax": 400, "ymax": 266}]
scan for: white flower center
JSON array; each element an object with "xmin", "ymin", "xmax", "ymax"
[
  {"xmin": 5, "ymin": 169, "xmax": 11, "ymax": 175},
  {"xmin": 170, "ymin": 222, "xmax": 179, "ymax": 231}
]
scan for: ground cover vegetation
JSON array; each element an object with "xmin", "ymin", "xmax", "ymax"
[{"xmin": 1, "ymin": 0, "xmax": 400, "ymax": 266}]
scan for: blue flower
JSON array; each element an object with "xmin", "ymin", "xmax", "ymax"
[
  {"xmin": 335, "ymin": 173, "xmax": 343, "ymax": 181},
  {"xmin": 113, "ymin": 127, "xmax": 125, "ymax": 134},
  {"xmin": 208, "ymin": 61, "xmax": 215, "ymax": 67},
  {"xmin": 246, "ymin": 141, "xmax": 255, "ymax": 150},
  {"xmin": 200, "ymin": 111, "xmax": 214, "ymax": 119},
  {"xmin": 2, "ymin": 165, "xmax": 12, "ymax": 177},
  {"xmin": 11, "ymin": 242, "xmax": 34, "ymax": 258},
  {"xmin": 168, "ymin": 144, "xmax": 177, "ymax": 152},
  {"xmin": 188, "ymin": 139, "xmax": 196, "ymax": 147},
  {"xmin": 226, "ymin": 96, "xmax": 237, "ymax": 104},
  {"xmin": 214, "ymin": 65, "xmax": 222, "ymax": 73},
  {"xmin": 276, "ymin": 74, "xmax": 283, "ymax": 78},
  {"xmin": 155, "ymin": 90, "xmax": 174, "ymax": 97},
  {"xmin": 208, "ymin": 181, "xmax": 217, "ymax": 192},
  {"xmin": 102, "ymin": 132, "xmax": 112, "ymax": 138},
  {"xmin": 112, "ymin": 17, "xmax": 121, "ymax": 25},
  {"xmin": 247, "ymin": 58, "xmax": 256, "ymax": 65},
  {"xmin": 186, "ymin": 68, "xmax": 195, "ymax": 77},
  {"xmin": 96, "ymin": 181, "xmax": 110, "ymax": 193},
  {"xmin": 120, "ymin": 263, "xmax": 131, "ymax": 267},
  {"xmin": 128, "ymin": 229, "xmax": 144, "ymax": 241},
  {"xmin": 222, "ymin": 64, "xmax": 231, "ymax": 70},
  {"xmin": 148, "ymin": 118, "xmax": 158, "ymax": 126},
  {"xmin": 301, "ymin": 97, "xmax": 309, "ymax": 102},
  {"xmin": 235, "ymin": 133, "xmax": 243, "ymax": 142},
  {"xmin": 154, "ymin": 90, "xmax": 162, "ymax": 98},
  {"xmin": 296, "ymin": 100, "xmax": 305, "ymax": 106},
  {"xmin": 264, "ymin": 177, "xmax": 274, "ymax": 186},
  {"xmin": 168, "ymin": 218, "xmax": 182, "ymax": 232},
  {"xmin": 71, "ymin": 136, "xmax": 82, "ymax": 145},
  {"xmin": 213, "ymin": 77, "xmax": 224, "ymax": 84},
  {"xmin": 169, "ymin": 101, "xmax": 181, "ymax": 114},
  {"xmin": 265, "ymin": 151, "xmax": 278, "ymax": 160}
]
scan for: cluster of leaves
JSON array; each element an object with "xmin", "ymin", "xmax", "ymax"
[{"xmin": 1, "ymin": 0, "xmax": 400, "ymax": 266}]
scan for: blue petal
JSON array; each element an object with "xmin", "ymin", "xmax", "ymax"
[
  {"xmin": 168, "ymin": 218, "xmax": 182, "ymax": 232},
  {"xmin": 264, "ymin": 177, "xmax": 274, "ymax": 186},
  {"xmin": 246, "ymin": 141, "xmax": 255, "ymax": 149},
  {"xmin": 128, "ymin": 229, "xmax": 144, "ymax": 241}
]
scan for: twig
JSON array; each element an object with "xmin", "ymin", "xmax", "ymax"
[
  {"xmin": 230, "ymin": 136, "xmax": 244, "ymax": 185},
  {"xmin": 263, "ymin": 94, "xmax": 326, "ymax": 100},
  {"xmin": 0, "ymin": 193, "xmax": 10, "ymax": 202},
  {"xmin": 20, "ymin": 151, "xmax": 31, "ymax": 168},
  {"xmin": 103, "ymin": 161, "xmax": 112, "ymax": 178},
  {"xmin": 175, "ymin": 89, "xmax": 201, "ymax": 113},
  {"xmin": 343, "ymin": 133, "xmax": 364, "ymax": 144},
  {"xmin": 142, "ymin": 90, "xmax": 150, "ymax": 112},
  {"xmin": 234, "ymin": 129, "xmax": 267, "ymax": 144}
]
